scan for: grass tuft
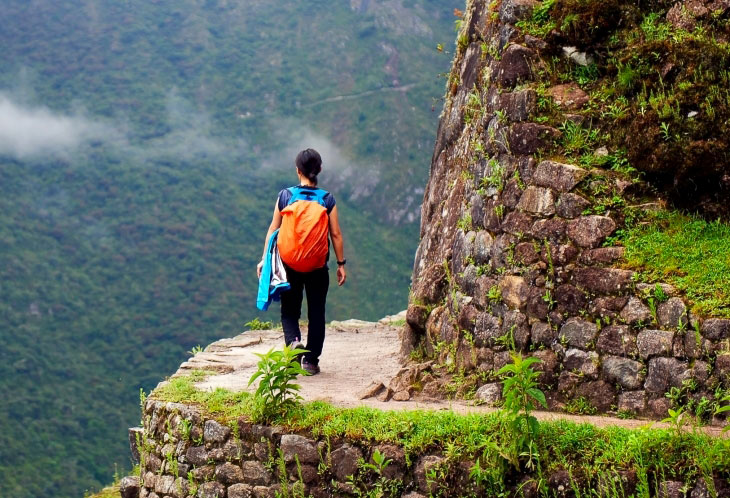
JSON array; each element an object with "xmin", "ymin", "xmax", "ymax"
[{"xmin": 620, "ymin": 210, "xmax": 730, "ymax": 317}]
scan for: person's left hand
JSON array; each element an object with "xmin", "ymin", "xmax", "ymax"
[
  {"xmin": 337, "ymin": 265, "xmax": 346, "ymax": 286},
  {"xmin": 256, "ymin": 261, "xmax": 263, "ymax": 279}
]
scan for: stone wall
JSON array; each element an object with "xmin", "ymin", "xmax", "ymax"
[
  {"xmin": 127, "ymin": 400, "xmax": 457, "ymax": 498},
  {"xmin": 122, "ymin": 398, "xmax": 727, "ymax": 498},
  {"xmin": 403, "ymin": 0, "xmax": 730, "ymax": 419}
]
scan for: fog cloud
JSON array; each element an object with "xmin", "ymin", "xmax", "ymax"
[
  {"xmin": 265, "ymin": 121, "xmax": 380, "ymax": 201},
  {"xmin": 0, "ymin": 94, "xmax": 118, "ymax": 159},
  {"xmin": 0, "ymin": 90, "xmax": 245, "ymax": 165}
]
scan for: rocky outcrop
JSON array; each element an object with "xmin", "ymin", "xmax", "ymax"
[{"xmin": 405, "ymin": 0, "xmax": 730, "ymax": 419}]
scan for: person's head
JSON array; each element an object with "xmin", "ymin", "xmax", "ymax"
[{"xmin": 295, "ymin": 148, "xmax": 322, "ymax": 186}]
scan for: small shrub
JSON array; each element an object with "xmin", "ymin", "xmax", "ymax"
[
  {"xmin": 245, "ymin": 317, "xmax": 274, "ymax": 330},
  {"xmin": 248, "ymin": 346, "xmax": 308, "ymax": 422}
]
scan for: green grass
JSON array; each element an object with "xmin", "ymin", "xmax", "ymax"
[
  {"xmin": 619, "ymin": 211, "xmax": 730, "ymax": 318},
  {"xmin": 151, "ymin": 372, "xmax": 730, "ymax": 491}
]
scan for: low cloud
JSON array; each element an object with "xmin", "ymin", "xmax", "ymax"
[
  {"xmin": 264, "ymin": 121, "xmax": 380, "ymax": 201},
  {"xmin": 0, "ymin": 94, "xmax": 118, "ymax": 159},
  {"xmin": 0, "ymin": 89, "xmax": 245, "ymax": 165}
]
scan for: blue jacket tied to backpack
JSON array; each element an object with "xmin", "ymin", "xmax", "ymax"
[{"xmin": 256, "ymin": 229, "xmax": 290, "ymax": 311}]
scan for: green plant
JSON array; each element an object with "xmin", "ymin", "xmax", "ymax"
[
  {"xmin": 498, "ymin": 353, "xmax": 547, "ymax": 470},
  {"xmin": 487, "ymin": 285, "xmax": 502, "ymax": 303},
  {"xmin": 565, "ymin": 397, "xmax": 597, "ymax": 415},
  {"xmin": 457, "ymin": 213, "xmax": 473, "ymax": 231},
  {"xmin": 248, "ymin": 346, "xmax": 308, "ymax": 421},
  {"xmin": 653, "ymin": 284, "xmax": 669, "ymax": 303},
  {"xmin": 245, "ymin": 317, "xmax": 274, "ymax": 330},
  {"xmin": 188, "ymin": 345, "xmax": 203, "ymax": 356}
]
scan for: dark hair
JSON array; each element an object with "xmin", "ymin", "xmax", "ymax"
[{"xmin": 295, "ymin": 148, "xmax": 322, "ymax": 186}]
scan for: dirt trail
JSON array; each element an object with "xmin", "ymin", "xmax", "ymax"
[{"xmin": 169, "ymin": 312, "xmax": 726, "ymax": 437}]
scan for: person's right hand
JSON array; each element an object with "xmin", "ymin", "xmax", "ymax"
[
  {"xmin": 336, "ymin": 265, "xmax": 346, "ymax": 286},
  {"xmin": 256, "ymin": 261, "xmax": 263, "ymax": 279}
]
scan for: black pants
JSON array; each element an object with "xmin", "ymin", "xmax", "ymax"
[{"xmin": 281, "ymin": 265, "xmax": 329, "ymax": 365}]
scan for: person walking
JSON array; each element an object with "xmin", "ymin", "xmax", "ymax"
[{"xmin": 257, "ymin": 148, "xmax": 346, "ymax": 374}]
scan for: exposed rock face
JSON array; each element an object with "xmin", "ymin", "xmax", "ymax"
[{"xmin": 404, "ymin": 0, "xmax": 730, "ymax": 419}]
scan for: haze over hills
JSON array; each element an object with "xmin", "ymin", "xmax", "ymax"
[{"xmin": 0, "ymin": 0, "xmax": 457, "ymax": 495}]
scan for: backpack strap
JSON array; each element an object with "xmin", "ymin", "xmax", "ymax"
[{"xmin": 286, "ymin": 186, "xmax": 328, "ymax": 207}]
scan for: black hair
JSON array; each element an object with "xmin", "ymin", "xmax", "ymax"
[{"xmin": 295, "ymin": 148, "xmax": 322, "ymax": 186}]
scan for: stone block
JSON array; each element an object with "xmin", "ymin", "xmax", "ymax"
[
  {"xmin": 495, "ymin": 44, "xmax": 535, "ymax": 88},
  {"xmin": 645, "ymin": 357, "xmax": 688, "ymax": 394},
  {"xmin": 155, "ymin": 475, "xmax": 175, "ymax": 496},
  {"xmin": 474, "ymin": 312, "xmax": 502, "ymax": 348},
  {"xmin": 509, "ymin": 123, "xmax": 561, "ymax": 155},
  {"xmin": 531, "ymin": 321, "xmax": 556, "ymax": 346},
  {"xmin": 331, "ymin": 444, "xmax": 362, "ymax": 481},
  {"xmin": 496, "ymin": 89, "xmax": 537, "ymax": 122},
  {"xmin": 545, "ymin": 83, "xmax": 590, "ymax": 111},
  {"xmin": 517, "ymin": 186, "xmax": 555, "ymax": 216},
  {"xmin": 415, "ymin": 455, "xmax": 445, "ymax": 493},
  {"xmin": 532, "ymin": 160, "xmax": 588, "ymax": 192},
  {"xmin": 576, "ymin": 380, "xmax": 615, "ymax": 412},
  {"xmin": 499, "ymin": 276, "xmax": 530, "ymax": 309},
  {"xmin": 228, "ymin": 484, "xmax": 254, "ymax": 498},
  {"xmin": 618, "ymin": 391, "xmax": 647, "ymax": 414},
  {"xmin": 198, "ymin": 482, "xmax": 226, "ymax": 498},
  {"xmin": 716, "ymin": 354, "xmax": 730, "ymax": 384},
  {"xmin": 120, "ymin": 476, "xmax": 140, "ymax": 498},
  {"xmin": 702, "ymin": 318, "xmax": 730, "ymax": 341},
  {"xmin": 573, "ymin": 268, "xmax": 634, "ymax": 294},
  {"xmin": 499, "ymin": 0, "xmax": 540, "ymax": 23},
  {"xmin": 515, "ymin": 241, "xmax": 540, "ymax": 264},
  {"xmin": 596, "ymin": 325, "xmax": 637, "ymax": 357},
  {"xmin": 556, "ymin": 193, "xmax": 590, "ymax": 219},
  {"xmin": 216, "ymin": 462, "xmax": 244, "ymax": 485},
  {"xmin": 559, "ymin": 318, "xmax": 598, "ymax": 349},
  {"xmin": 558, "ymin": 370, "xmax": 582, "ymax": 396},
  {"xmin": 476, "ymin": 383, "xmax": 503, "ymax": 406},
  {"xmin": 554, "ymin": 284, "xmax": 588, "ymax": 315},
  {"xmin": 564, "ymin": 349, "xmax": 599, "ymax": 378},
  {"xmin": 620, "ymin": 297, "xmax": 652, "ymax": 326},
  {"xmin": 501, "ymin": 210, "xmax": 534, "ymax": 234},
  {"xmin": 637, "ymin": 330, "xmax": 674, "ymax": 359},
  {"xmin": 532, "ymin": 349, "xmax": 559, "ymax": 385},
  {"xmin": 657, "ymin": 481, "xmax": 684, "ymax": 498},
  {"xmin": 280, "ymin": 435, "xmax": 318, "ymax": 464},
  {"xmin": 242, "ymin": 461, "xmax": 273, "ymax": 486},
  {"xmin": 530, "ymin": 217, "xmax": 566, "ymax": 241},
  {"xmin": 129, "ymin": 427, "xmax": 143, "ymax": 464},
  {"xmin": 657, "ymin": 297, "xmax": 687, "ymax": 329},
  {"xmin": 473, "ymin": 230, "xmax": 494, "ymax": 265},
  {"xmin": 602, "ymin": 356, "xmax": 645, "ymax": 390},
  {"xmin": 203, "ymin": 419, "xmax": 231, "ymax": 444},
  {"xmin": 579, "ymin": 247, "xmax": 625, "ymax": 265},
  {"xmin": 566, "ymin": 215, "xmax": 616, "ymax": 248},
  {"xmin": 186, "ymin": 445, "xmax": 208, "ymax": 466}
]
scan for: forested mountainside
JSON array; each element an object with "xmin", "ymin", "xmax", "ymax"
[{"xmin": 0, "ymin": 1, "xmax": 457, "ymax": 495}]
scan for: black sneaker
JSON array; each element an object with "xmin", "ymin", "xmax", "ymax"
[
  {"xmin": 290, "ymin": 340, "xmax": 305, "ymax": 352},
  {"xmin": 302, "ymin": 360, "xmax": 320, "ymax": 375}
]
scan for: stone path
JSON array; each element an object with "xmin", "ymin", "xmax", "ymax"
[{"xmin": 165, "ymin": 312, "xmax": 727, "ymax": 437}]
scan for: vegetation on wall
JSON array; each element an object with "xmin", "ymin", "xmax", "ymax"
[{"xmin": 518, "ymin": 0, "xmax": 730, "ymax": 218}]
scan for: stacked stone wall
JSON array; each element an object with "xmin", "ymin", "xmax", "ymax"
[
  {"xmin": 121, "ymin": 399, "xmax": 727, "ymax": 498},
  {"xmin": 127, "ymin": 400, "xmax": 455, "ymax": 498},
  {"xmin": 403, "ymin": 0, "xmax": 730, "ymax": 419}
]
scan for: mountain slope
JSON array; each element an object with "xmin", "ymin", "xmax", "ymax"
[{"xmin": 0, "ymin": 0, "xmax": 458, "ymax": 495}]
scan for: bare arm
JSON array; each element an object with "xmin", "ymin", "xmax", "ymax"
[
  {"xmin": 257, "ymin": 201, "xmax": 282, "ymax": 277},
  {"xmin": 328, "ymin": 206, "xmax": 346, "ymax": 286}
]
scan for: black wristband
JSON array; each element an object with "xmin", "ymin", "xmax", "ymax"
[{"xmin": 337, "ymin": 260, "xmax": 346, "ymax": 266}]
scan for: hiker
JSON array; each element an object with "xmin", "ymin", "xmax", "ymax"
[{"xmin": 257, "ymin": 148, "xmax": 346, "ymax": 375}]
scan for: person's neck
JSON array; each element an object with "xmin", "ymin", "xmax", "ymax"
[{"xmin": 299, "ymin": 178, "xmax": 315, "ymax": 187}]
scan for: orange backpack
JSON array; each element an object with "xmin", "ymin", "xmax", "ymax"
[{"xmin": 277, "ymin": 187, "xmax": 330, "ymax": 272}]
